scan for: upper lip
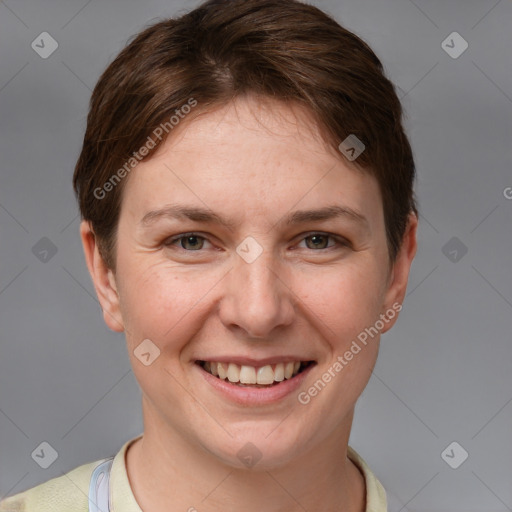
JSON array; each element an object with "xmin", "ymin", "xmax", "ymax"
[{"xmin": 196, "ymin": 356, "xmax": 315, "ymax": 366}]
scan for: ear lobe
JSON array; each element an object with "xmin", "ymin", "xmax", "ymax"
[
  {"xmin": 380, "ymin": 212, "xmax": 418, "ymax": 334},
  {"xmin": 79, "ymin": 220, "xmax": 125, "ymax": 332}
]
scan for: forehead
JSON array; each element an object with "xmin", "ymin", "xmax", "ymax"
[
  {"xmin": 157, "ymin": 96, "xmax": 341, "ymax": 169},
  {"xmin": 120, "ymin": 96, "xmax": 383, "ymax": 230}
]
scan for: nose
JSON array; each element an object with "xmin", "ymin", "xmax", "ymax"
[{"xmin": 218, "ymin": 248, "xmax": 295, "ymax": 339}]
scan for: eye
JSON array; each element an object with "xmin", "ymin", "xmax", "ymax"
[
  {"xmin": 296, "ymin": 233, "xmax": 348, "ymax": 250},
  {"xmin": 163, "ymin": 231, "xmax": 349, "ymax": 253},
  {"xmin": 164, "ymin": 233, "xmax": 212, "ymax": 251}
]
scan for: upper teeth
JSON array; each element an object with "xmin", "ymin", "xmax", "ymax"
[{"xmin": 203, "ymin": 361, "xmax": 303, "ymax": 385}]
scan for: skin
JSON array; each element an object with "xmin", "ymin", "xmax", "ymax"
[{"xmin": 81, "ymin": 94, "xmax": 417, "ymax": 512}]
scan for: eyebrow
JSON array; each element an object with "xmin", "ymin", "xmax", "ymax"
[{"xmin": 139, "ymin": 203, "xmax": 369, "ymax": 231}]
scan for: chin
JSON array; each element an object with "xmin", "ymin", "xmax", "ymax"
[{"xmin": 203, "ymin": 425, "xmax": 313, "ymax": 471}]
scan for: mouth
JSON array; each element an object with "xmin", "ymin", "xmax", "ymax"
[{"xmin": 196, "ymin": 360, "xmax": 315, "ymax": 388}]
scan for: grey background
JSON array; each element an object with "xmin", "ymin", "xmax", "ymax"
[{"xmin": 0, "ymin": 0, "xmax": 511, "ymax": 510}]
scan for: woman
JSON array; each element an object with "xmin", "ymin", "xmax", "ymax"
[{"xmin": 0, "ymin": 0, "xmax": 417, "ymax": 510}]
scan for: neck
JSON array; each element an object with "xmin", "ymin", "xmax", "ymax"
[{"xmin": 125, "ymin": 401, "xmax": 366, "ymax": 512}]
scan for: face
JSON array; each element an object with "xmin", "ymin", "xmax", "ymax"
[{"xmin": 82, "ymin": 95, "xmax": 417, "ymax": 469}]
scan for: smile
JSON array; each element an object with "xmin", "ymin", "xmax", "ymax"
[{"xmin": 197, "ymin": 360, "xmax": 314, "ymax": 387}]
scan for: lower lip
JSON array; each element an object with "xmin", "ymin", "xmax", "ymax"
[{"xmin": 196, "ymin": 362, "xmax": 316, "ymax": 405}]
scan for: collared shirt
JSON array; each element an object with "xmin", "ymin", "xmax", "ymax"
[{"xmin": 0, "ymin": 435, "xmax": 387, "ymax": 511}]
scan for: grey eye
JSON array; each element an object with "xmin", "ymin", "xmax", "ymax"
[
  {"xmin": 179, "ymin": 235, "xmax": 205, "ymax": 250},
  {"xmin": 304, "ymin": 234, "xmax": 331, "ymax": 250}
]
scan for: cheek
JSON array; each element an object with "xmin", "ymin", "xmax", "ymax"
[
  {"xmin": 116, "ymin": 264, "xmax": 216, "ymax": 397},
  {"xmin": 294, "ymin": 260, "xmax": 385, "ymax": 351},
  {"xmin": 117, "ymin": 260, "xmax": 224, "ymax": 348}
]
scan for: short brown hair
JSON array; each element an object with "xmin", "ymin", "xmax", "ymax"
[{"xmin": 73, "ymin": 0, "xmax": 418, "ymax": 271}]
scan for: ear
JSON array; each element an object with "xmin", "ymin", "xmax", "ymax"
[
  {"xmin": 380, "ymin": 212, "xmax": 418, "ymax": 334},
  {"xmin": 79, "ymin": 220, "xmax": 125, "ymax": 332}
]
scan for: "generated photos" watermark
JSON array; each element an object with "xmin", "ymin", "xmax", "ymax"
[
  {"xmin": 298, "ymin": 302, "xmax": 402, "ymax": 405},
  {"xmin": 93, "ymin": 97, "xmax": 198, "ymax": 200}
]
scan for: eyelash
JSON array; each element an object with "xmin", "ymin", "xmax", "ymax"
[{"xmin": 164, "ymin": 232, "xmax": 349, "ymax": 252}]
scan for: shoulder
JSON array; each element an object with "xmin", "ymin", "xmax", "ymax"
[{"xmin": 0, "ymin": 458, "xmax": 108, "ymax": 512}]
